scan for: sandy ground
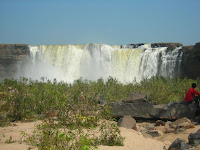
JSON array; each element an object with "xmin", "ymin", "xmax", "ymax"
[{"xmin": 1, "ymin": 121, "xmax": 200, "ymax": 150}]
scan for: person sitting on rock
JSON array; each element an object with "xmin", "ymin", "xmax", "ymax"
[{"xmin": 185, "ymin": 83, "xmax": 200, "ymax": 108}]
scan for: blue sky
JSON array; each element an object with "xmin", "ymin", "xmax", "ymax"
[{"xmin": 0, "ymin": 0, "xmax": 200, "ymax": 46}]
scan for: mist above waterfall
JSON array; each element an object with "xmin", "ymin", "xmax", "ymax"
[{"xmin": 15, "ymin": 43, "xmax": 183, "ymax": 83}]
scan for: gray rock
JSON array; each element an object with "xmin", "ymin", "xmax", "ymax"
[
  {"xmin": 122, "ymin": 93, "xmax": 147, "ymax": 103},
  {"xmin": 111, "ymin": 93, "xmax": 198, "ymax": 120},
  {"xmin": 111, "ymin": 97, "xmax": 160, "ymax": 119},
  {"xmin": 145, "ymin": 130, "xmax": 163, "ymax": 137},
  {"xmin": 169, "ymin": 117, "xmax": 193, "ymax": 129},
  {"xmin": 117, "ymin": 115, "xmax": 136, "ymax": 129},
  {"xmin": 174, "ymin": 128, "xmax": 186, "ymax": 134},
  {"xmin": 188, "ymin": 132, "xmax": 200, "ymax": 146},
  {"xmin": 168, "ymin": 138, "xmax": 189, "ymax": 150}
]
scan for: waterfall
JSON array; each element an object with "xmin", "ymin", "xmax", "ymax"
[{"xmin": 23, "ymin": 43, "xmax": 183, "ymax": 83}]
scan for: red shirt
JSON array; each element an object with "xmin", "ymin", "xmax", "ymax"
[{"xmin": 185, "ymin": 87, "xmax": 200, "ymax": 102}]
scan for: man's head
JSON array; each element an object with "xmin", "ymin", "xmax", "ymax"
[{"xmin": 192, "ymin": 83, "xmax": 197, "ymax": 88}]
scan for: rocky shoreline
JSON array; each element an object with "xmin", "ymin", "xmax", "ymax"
[{"xmin": 113, "ymin": 93, "xmax": 200, "ymax": 149}]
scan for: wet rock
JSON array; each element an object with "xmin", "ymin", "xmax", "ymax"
[
  {"xmin": 117, "ymin": 115, "xmax": 136, "ymax": 129},
  {"xmin": 168, "ymin": 138, "xmax": 189, "ymax": 150}
]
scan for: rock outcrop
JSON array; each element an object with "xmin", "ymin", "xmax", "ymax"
[
  {"xmin": 111, "ymin": 93, "xmax": 198, "ymax": 120},
  {"xmin": 182, "ymin": 42, "xmax": 200, "ymax": 79},
  {"xmin": 126, "ymin": 42, "xmax": 183, "ymax": 50},
  {"xmin": 151, "ymin": 43, "xmax": 183, "ymax": 51},
  {"xmin": 0, "ymin": 44, "xmax": 29, "ymax": 80}
]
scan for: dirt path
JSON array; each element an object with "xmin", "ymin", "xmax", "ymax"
[
  {"xmin": 0, "ymin": 121, "xmax": 39, "ymax": 150},
  {"xmin": 1, "ymin": 121, "xmax": 200, "ymax": 150}
]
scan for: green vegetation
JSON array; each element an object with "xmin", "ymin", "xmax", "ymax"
[
  {"xmin": 5, "ymin": 136, "xmax": 16, "ymax": 144},
  {"xmin": 0, "ymin": 76, "xmax": 199, "ymax": 149}
]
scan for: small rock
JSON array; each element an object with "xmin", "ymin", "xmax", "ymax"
[
  {"xmin": 141, "ymin": 123, "xmax": 155, "ymax": 130},
  {"xmin": 174, "ymin": 128, "xmax": 186, "ymax": 134},
  {"xmin": 145, "ymin": 130, "xmax": 163, "ymax": 137},
  {"xmin": 117, "ymin": 116, "xmax": 136, "ymax": 129},
  {"xmin": 168, "ymin": 138, "xmax": 189, "ymax": 150},
  {"xmin": 177, "ymin": 123, "xmax": 195, "ymax": 129},
  {"xmin": 165, "ymin": 128, "xmax": 175, "ymax": 133},
  {"xmin": 142, "ymin": 132, "xmax": 153, "ymax": 138},
  {"xmin": 170, "ymin": 117, "xmax": 192, "ymax": 129}
]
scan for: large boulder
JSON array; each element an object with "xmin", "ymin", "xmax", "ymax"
[
  {"xmin": 111, "ymin": 93, "xmax": 198, "ymax": 120},
  {"xmin": 117, "ymin": 115, "xmax": 136, "ymax": 129}
]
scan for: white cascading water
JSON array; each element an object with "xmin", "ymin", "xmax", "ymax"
[{"xmin": 21, "ymin": 43, "xmax": 183, "ymax": 83}]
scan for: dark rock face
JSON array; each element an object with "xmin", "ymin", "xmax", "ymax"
[
  {"xmin": 0, "ymin": 44, "xmax": 30, "ymax": 80},
  {"xmin": 182, "ymin": 42, "xmax": 200, "ymax": 79},
  {"xmin": 111, "ymin": 93, "xmax": 198, "ymax": 120}
]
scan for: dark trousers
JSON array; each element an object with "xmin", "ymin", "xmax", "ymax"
[{"xmin": 188, "ymin": 96, "xmax": 200, "ymax": 108}]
